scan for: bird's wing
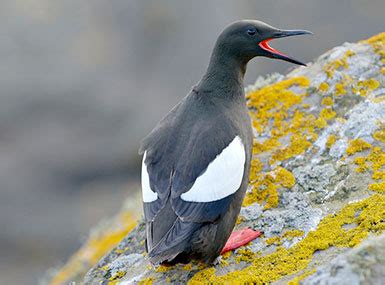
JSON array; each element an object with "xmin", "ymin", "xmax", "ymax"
[
  {"xmin": 140, "ymin": 95, "xmax": 248, "ymax": 260},
  {"xmin": 140, "ymin": 101, "xmax": 246, "ymax": 223},
  {"xmin": 170, "ymin": 132, "xmax": 246, "ymax": 223}
]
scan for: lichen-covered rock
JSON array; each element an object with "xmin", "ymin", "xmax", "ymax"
[
  {"xmin": 302, "ymin": 233, "xmax": 385, "ymax": 285},
  {"xmin": 46, "ymin": 33, "xmax": 385, "ymax": 285}
]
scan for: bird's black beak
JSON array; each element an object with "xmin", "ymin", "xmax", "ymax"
[{"xmin": 259, "ymin": 29, "xmax": 313, "ymax": 66}]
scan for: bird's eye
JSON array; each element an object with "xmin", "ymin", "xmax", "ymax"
[{"xmin": 247, "ymin": 28, "xmax": 256, "ymax": 36}]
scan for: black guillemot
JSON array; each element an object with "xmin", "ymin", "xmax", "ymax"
[{"xmin": 139, "ymin": 19, "xmax": 312, "ymax": 264}]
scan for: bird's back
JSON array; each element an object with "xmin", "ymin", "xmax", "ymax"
[{"xmin": 140, "ymin": 88, "xmax": 253, "ymax": 263}]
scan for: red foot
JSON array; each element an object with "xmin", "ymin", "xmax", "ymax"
[{"xmin": 221, "ymin": 228, "xmax": 262, "ymax": 254}]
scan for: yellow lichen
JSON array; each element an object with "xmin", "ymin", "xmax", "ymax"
[
  {"xmin": 190, "ymin": 194, "xmax": 385, "ymax": 284},
  {"xmin": 271, "ymin": 134, "xmax": 312, "ymax": 164},
  {"xmin": 249, "ymin": 158, "xmax": 263, "ymax": 182},
  {"xmin": 109, "ymin": 271, "xmax": 126, "ymax": 282},
  {"xmin": 49, "ymin": 212, "xmax": 137, "ymax": 285},
  {"xmin": 346, "ymin": 139, "xmax": 372, "ymax": 155},
  {"xmin": 219, "ymin": 257, "xmax": 229, "ymax": 267},
  {"xmin": 381, "ymin": 67, "xmax": 385, "ymax": 75},
  {"xmin": 288, "ymin": 269, "xmax": 316, "ymax": 285},
  {"xmin": 373, "ymin": 129, "xmax": 385, "ymax": 142},
  {"xmin": 351, "ymin": 146, "xmax": 385, "ymax": 188},
  {"xmin": 319, "ymin": 82, "xmax": 330, "ymax": 92},
  {"xmin": 362, "ymin": 33, "xmax": 385, "ymax": 60},
  {"xmin": 236, "ymin": 215, "xmax": 245, "ymax": 225},
  {"xmin": 244, "ymin": 76, "xmax": 339, "ymax": 208},
  {"xmin": 243, "ymin": 173, "xmax": 279, "ymax": 209},
  {"xmin": 274, "ymin": 167, "xmax": 296, "ymax": 188},
  {"xmin": 368, "ymin": 182, "xmax": 385, "ymax": 193},
  {"xmin": 355, "ymin": 165, "xmax": 369, "ymax": 173},
  {"xmin": 335, "ymin": 82, "xmax": 347, "ymax": 96},
  {"xmin": 252, "ymin": 138, "xmax": 280, "ymax": 155},
  {"xmin": 323, "ymin": 50, "xmax": 354, "ymax": 78},
  {"xmin": 354, "ymin": 147, "xmax": 385, "ymax": 177},
  {"xmin": 353, "ymin": 79, "xmax": 381, "ymax": 97},
  {"xmin": 235, "ymin": 248, "xmax": 257, "ymax": 264},
  {"xmin": 326, "ymin": 134, "xmax": 338, "ymax": 149},
  {"xmin": 321, "ymin": 97, "xmax": 334, "ymax": 106},
  {"xmin": 367, "ymin": 147, "xmax": 385, "ymax": 171},
  {"xmin": 353, "ymin": 156, "xmax": 369, "ymax": 173},
  {"xmin": 244, "ymin": 166, "xmax": 296, "ymax": 209},
  {"xmin": 265, "ymin": 230, "xmax": 303, "ymax": 247},
  {"xmin": 155, "ymin": 265, "xmax": 171, "ymax": 273},
  {"xmin": 139, "ymin": 277, "xmax": 153, "ymax": 285},
  {"xmin": 320, "ymin": 108, "xmax": 337, "ymax": 121},
  {"xmin": 221, "ymin": 251, "xmax": 232, "ymax": 260},
  {"xmin": 283, "ymin": 229, "xmax": 304, "ymax": 240},
  {"xmin": 345, "ymin": 50, "xmax": 356, "ymax": 57},
  {"xmin": 265, "ymin": 236, "xmax": 281, "ymax": 246},
  {"xmin": 314, "ymin": 117, "xmax": 327, "ymax": 129},
  {"xmin": 247, "ymin": 77, "xmax": 309, "ymax": 136},
  {"xmin": 373, "ymin": 171, "xmax": 385, "ymax": 181},
  {"xmin": 183, "ymin": 263, "xmax": 193, "ymax": 271}
]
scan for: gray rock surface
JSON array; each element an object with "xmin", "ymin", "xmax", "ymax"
[{"xmin": 303, "ymin": 233, "xmax": 385, "ymax": 285}]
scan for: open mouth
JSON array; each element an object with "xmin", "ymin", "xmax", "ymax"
[
  {"xmin": 259, "ymin": 38, "xmax": 288, "ymax": 58},
  {"xmin": 258, "ymin": 29, "xmax": 312, "ymax": 66}
]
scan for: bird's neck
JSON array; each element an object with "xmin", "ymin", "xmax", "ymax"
[{"xmin": 197, "ymin": 46, "xmax": 247, "ymax": 94}]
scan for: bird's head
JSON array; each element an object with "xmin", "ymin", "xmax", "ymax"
[{"xmin": 215, "ymin": 20, "xmax": 312, "ymax": 66}]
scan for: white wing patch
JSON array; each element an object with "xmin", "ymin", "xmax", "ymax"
[
  {"xmin": 180, "ymin": 136, "xmax": 246, "ymax": 202},
  {"xmin": 141, "ymin": 151, "xmax": 158, "ymax": 203}
]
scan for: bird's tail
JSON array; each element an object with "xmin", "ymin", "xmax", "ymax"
[{"xmin": 148, "ymin": 218, "xmax": 200, "ymax": 264}]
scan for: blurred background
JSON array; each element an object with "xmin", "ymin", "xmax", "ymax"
[{"xmin": 0, "ymin": 0, "xmax": 384, "ymax": 284}]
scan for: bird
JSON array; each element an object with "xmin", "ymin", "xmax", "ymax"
[{"xmin": 139, "ymin": 19, "xmax": 312, "ymax": 265}]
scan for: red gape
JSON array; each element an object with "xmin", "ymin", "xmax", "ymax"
[
  {"xmin": 221, "ymin": 228, "xmax": 262, "ymax": 254},
  {"xmin": 259, "ymin": 38, "xmax": 289, "ymax": 57}
]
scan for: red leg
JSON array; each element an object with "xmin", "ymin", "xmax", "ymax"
[{"xmin": 221, "ymin": 228, "xmax": 262, "ymax": 254}]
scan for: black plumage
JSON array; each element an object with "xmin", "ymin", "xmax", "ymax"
[{"xmin": 139, "ymin": 20, "xmax": 311, "ymax": 264}]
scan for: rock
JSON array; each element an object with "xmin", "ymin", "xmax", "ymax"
[
  {"xmin": 302, "ymin": 233, "xmax": 385, "ymax": 285},
  {"xmin": 46, "ymin": 33, "xmax": 385, "ymax": 285}
]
